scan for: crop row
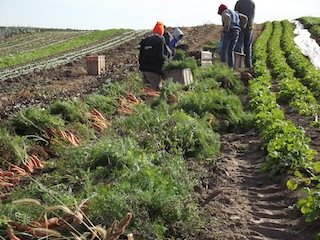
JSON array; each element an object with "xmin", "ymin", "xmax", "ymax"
[
  {"xmin": 0, "ymin": 30, "xmax": 148, "ymax": 81},
  {"xmin": 0, "ymin": 26, "xmax": 50, "ymax": 39},
  {"xmin": 297, "ymin": 16, "xmax": 320, "ymax": 40},
  {"xmin": 268, "ymin": 21, "xmax": 319, "ymax": 120},
  {"xmin": 0, "ymin": 31, "xmax": 89, "ymax": 57},
  {"xmin": 0, "ymin": 28, "xmax": 131, "ymax": 70},
  {"xmin": 250, "ymin": 22, "xmax": 315, "ymax": 174},
  {"xmin": 251, "ymin": 20, "xmax": 320, "ymax": 229},
  {"xmin": 280, "ymin": 20, "xmax": 320, "ymax": 98}
]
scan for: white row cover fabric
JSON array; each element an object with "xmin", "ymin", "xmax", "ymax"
[{"xmin": 293, "ymin": 20, "xmax": 320, "ymax": 70}]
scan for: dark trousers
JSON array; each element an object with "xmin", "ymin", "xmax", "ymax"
[
  {"xmin": 235, "ymin": 28, "xmax": 253, "ymax": 68},
  {"xmin": 220, "ymin": 30, "xmax": 240, "ymax": 68}
]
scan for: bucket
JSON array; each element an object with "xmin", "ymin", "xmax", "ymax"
[{"xmin": 234, "ymin": 52, "xmax": 246, "ymax": 69}]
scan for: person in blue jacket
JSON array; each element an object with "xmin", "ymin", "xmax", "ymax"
[{"xmin": 217, "ymin": 4, "xmax": 247, "ymax": 68}]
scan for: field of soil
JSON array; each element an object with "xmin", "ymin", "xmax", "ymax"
[{"xmin": 1, "ymin": 23, "xmax": 320, "ymax": 239}]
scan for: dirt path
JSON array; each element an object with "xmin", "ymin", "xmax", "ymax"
[{"xmin": 193, "ymin": 129, "xmax": 318, "ymax": 240}]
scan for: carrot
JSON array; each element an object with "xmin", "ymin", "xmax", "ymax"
[
  {"xmin": 7, "ymin": 227, "xmax": 21, "ymax": 240},
  {"xmin": 92, "ymin": 122, "xmax": 104, "ymax": 132},
  {"xmin": 23, "ymin": 160, "xmax": 34, "ymax": 173},
  {"xmin": 30, "ymin": 228, "xmax": 62, "ymax": 237},
  {"xmin": 72, "ymin": 134, "xmax": 80, "ymax": 145},
  {"xmin": 9, "ymin": 222, "xmax": 32, "ymax": 232},
  {"xmin": 27, "ymin": 156, "xmax": 39, "ymax": 169},
  {"xmin": 3, "ymin": 176, "xmax": 20, "ymax": 184},
  {"xmin": 143, "ymin": 87, "xmax": 160, "ymax": 97},
  {"xmin": 59, "ymin": 130, "xmax": 68, "ymax": 140},
  {"xmin": 91, "ymin": 108, "xmax": 105, "ymax": 119},
  {"xmin": 43, "ymin": 217, "xmax": 60, "ymax": 228},
  {"xmin": 0, "ymin": 170, "xmax": 15, "ymax": 177},
  {"xmin": 126, "ymin": 93, "xmax": 140, "ymax": 104},
  {"xmin": 68, "ymin": 132, "xmax": 79, "ymax": 146},
  {"xmin": 117, "ymin": 106, "xmax": 133, "ymax": 115},
  {"xmin": 32, "ymin": 155, "xmax": 44, "ymax": 168},
  {"xmin": 73, "ymin": 211, "xmax": 83, "ymax": 224},
  {"xmin": 0, "ymin": 181, "xmax": 15, "ymax": 187},
  {"xmin": 30, "ymin": 221, "xmax": 42, "ymax": 228},
  {"xmin": 9, "ymin": 164, "xmax": 27, "ymax": 176}
]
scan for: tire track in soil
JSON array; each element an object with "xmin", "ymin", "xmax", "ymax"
[{"xmin": 193, "ymin": 130, "xmax": 318, "ymax": 240}]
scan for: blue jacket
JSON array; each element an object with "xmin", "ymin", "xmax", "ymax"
[{"xmin": 228, "ymin": 9, "xmax": 241, "ymax": 30}]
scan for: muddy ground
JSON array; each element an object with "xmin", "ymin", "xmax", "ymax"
[{"xmin": 1, "ymin": 23, "xmax": 319, "ymax": 239}]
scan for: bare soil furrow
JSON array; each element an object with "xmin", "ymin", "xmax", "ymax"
[{"xmin": 194, "ymin": 129, "xmax": 317, "ymax": 239}]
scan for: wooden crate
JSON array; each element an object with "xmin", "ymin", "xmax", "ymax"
[
  {"xmin": 165, "ymin": 68, "xmax": 193, "ymax": 85},
  {"xmin": 86, "ymin": 55, "xmax": 106, "ymax": 75},
  {"xmin": 200, "ymin": 51, "xmax": 213, "ymax": 66}
]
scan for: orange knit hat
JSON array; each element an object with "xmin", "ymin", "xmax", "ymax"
[{"xmin": 152, "ymin": 21, "xmax": 164, "ymax": 36}]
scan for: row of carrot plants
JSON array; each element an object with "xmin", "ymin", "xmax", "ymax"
[
  {"xmin": 297, "ymin": 17, "xmax": 320, "ymax": 40},
  {"xmin": 251, "ymin": 20, "xmax": 320, "ymax": 233},
  {"xmin": 281, "ymin": 20, "xmax": 320, "ymax": 98},
  {"xmin": 274, "ymin": 20, "xmax": 320, "ymax": 226},
  {"xmin": 0, "ymin": 54, "xmax": 252, "ymax": 239},
  {"xmin": 268, "ymin": 21, "xmax": 320, "ymax": 121},
  {"xmin": 250, "ymin": 21, "xmax": 315, "ymax": 174}
]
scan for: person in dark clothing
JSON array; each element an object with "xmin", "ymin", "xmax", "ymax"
[
  {"xmin": 218, "ymin": 4, "xmax": 247, "ymax": 68},
  {"xmin": 234, "ymin": 0, "xmax": 255, "ymax": 69},
  {"xmin": 138, "ymin": 21, "xmax": 168, "ymax": 90}
]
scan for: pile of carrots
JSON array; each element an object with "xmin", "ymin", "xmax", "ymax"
[
  {"xmin": 1, "ymin": 155, "xmax": 44, "ymax": 198},
  {"xmin": 23, "ymin": 154, "xmax": 44, "ymax": 173},
  {"xmin": 116, "ymin": 92, "xmax": 141, "ymax": 115},
  {"xmin": 143, "ymin": 86, "xmax": 160, "ymax": 97},
  {"xmin": 7, "ymin": 209, "xmax": 84, "ymax": 239},
  {"xmin": 90, "ymin": 108, "xmax": 110, "ymax": 132},
  {"xmin": 45, "ymin": 128, "xmax": 80, "ymax": 147},
  {"xmin": 5, "ymin": 200, "xmax": 132, "ymax": 240}
]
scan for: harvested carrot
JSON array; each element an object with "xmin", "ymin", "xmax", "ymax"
[
  {"xmin": 30, "ymin": 221, "xmax": 42, "ymax": 228},
  {"xmin": 91, "ymin": 108, "xmax": 105, "ymax": 120},
  {"xmin": 9, "ymin": 164, "xmax": 27, "ymax": 176},
  {"xmin": 0, "ymin": 181, "xmax": 14, "ymax": 187},
  {"xmin": 2, "ymin": 176, "xmax": 20, "ymax": 184},
  {"xmin": 126, "ymin": 92, "xmax": 140, "ymax": 104},
  {"xmin": 28, "ymin": 156, "xmax": 39, "ymax": 169},
  {"xmin": 7, "ymin": 227, "xmax": 21, "ymax": 240},
  {"xmin": 66, "ymin": 132, "xmax": 79, "ymax": 146},
  {"xmin": 30, "ymin": 228, "xmax": 62, "ymax": 238},
  {"xmin": 0, "ymin": 170, "xmax": 15, "ymax": 177},
  {"xmin": 43, "ymin": 217, "xmax": 60, "ymax": 228},
  {"xmin": 143, "ymin": 87, "xmax": 160, "ymax": 97},
  {"xmin": 73, "ymin": 211, "xmax": 83, "ymax": 224},
  {"xmin": 117, "ymin": 106, "xmax": 133, "ymax": 115},
  {"xmin": 30, "ymin": 155, "xmax": 44, "ymax": 169},
  {"xmin": 59, "ymin": 130, "xmax": 68, "ymax": 140},
  {"xmin": 23, "ymin": 160, "xmax": 34, "ymax": 173}
]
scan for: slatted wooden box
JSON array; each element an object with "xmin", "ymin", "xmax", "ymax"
[
  {"xmin": 86, "ymin": 55, "xmax": 106, "ymax": 75},
  {"xmin": 165, "ymin": 68, "xmax": 193, "ymax": 85}
]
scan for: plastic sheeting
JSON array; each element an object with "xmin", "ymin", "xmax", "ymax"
[{"xmin": 292, "ymin": 20, "xmax": 320, "ymax": 70}]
